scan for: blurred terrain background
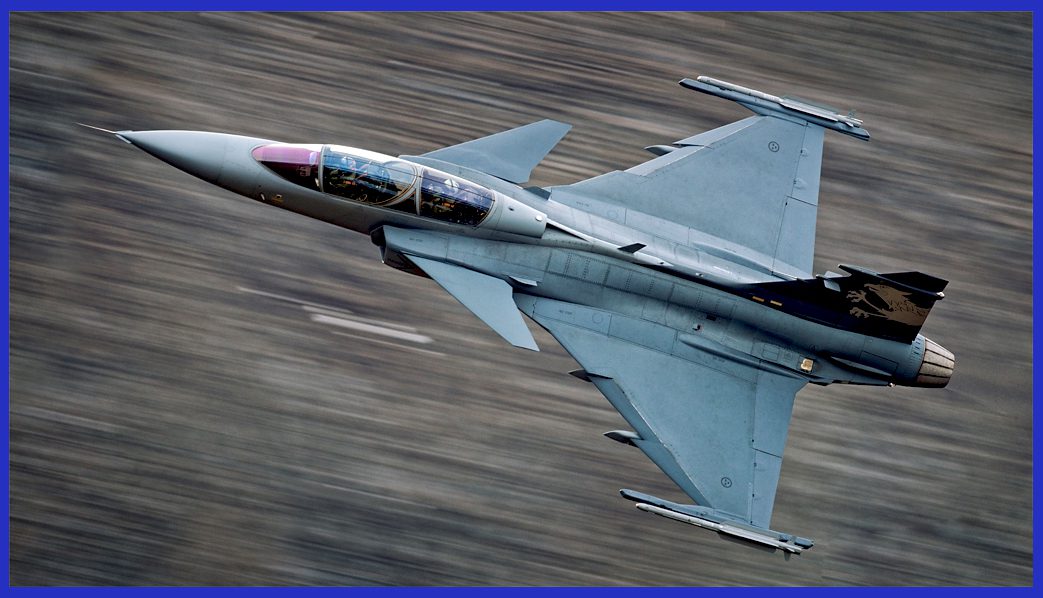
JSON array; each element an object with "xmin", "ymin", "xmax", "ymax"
[{"xmin": 9, "ymin": 12, "xmax": 1032, "ymax": 585}]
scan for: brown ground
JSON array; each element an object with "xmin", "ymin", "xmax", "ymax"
[{"xmin": 9, "ymin": 12, "xmax": 1032, "ymax": 585}]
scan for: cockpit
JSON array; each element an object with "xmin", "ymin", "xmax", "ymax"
[
  {"xmin": 252, "ymin": 143, "xmax": 495, "ymax": 226},
  {"xmin": 322, "ymin": 147, "xmax": 417, "ymax": 209}
]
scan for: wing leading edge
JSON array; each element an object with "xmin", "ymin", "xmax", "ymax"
[{"xmin": 515, "ymin": 295, "xmax": 807, "ymax": 539}]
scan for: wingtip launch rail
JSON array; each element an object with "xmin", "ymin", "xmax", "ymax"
[
  {"xmin": 681, "ymin": 76, "xmax": 871, "ymax": 141},
  {"xmin": 620, "ymin": 489, "xmax": 814, "ymax": 555}
]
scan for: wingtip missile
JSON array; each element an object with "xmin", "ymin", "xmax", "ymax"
[
  {"xmin": 635, "ymin": 503, "xmax": 807, "ymax": 555},
  {"xmin": 620, "ymin": 489, "xmax": 813, "ymax": 555},
  {"xmin": 680, "ymin": 75, "xmax": 870, "ymax": 141}
]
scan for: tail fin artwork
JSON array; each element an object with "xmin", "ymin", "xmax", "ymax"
[{"xmin": 740, "ymin": 265, "xmax": 948, "ymax": 343}]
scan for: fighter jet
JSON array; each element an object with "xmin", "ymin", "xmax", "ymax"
[{"xmin": 95, "ymin": 76, "xmax": 954, "ymax": 555}]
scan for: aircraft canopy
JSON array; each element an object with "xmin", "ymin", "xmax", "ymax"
[{"xmin": 253, "ymin": 143, "xmax": 495, "ymax": 226}]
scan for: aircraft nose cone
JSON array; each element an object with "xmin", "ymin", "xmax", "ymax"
[{"xmin": 119, "ymin": 130, "xmax": 230, "ymax": 184}]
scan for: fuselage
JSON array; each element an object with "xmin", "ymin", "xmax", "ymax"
[{"xmin": 119, "ymin": 129, "xmax": 951, "ymax": 389}]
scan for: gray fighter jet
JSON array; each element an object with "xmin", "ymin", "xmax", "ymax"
[{"xmin": 96, "ymin": 76, "xmax": 954, "ymax": 555}]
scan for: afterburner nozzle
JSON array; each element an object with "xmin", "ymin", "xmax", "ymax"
[{"xmin": 914, "ymin": 337, "xmax": 955, "ymax": 388}]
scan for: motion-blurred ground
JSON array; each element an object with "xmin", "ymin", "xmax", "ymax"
[{"xmin": 9, "ymin": 12, "xmax": 1032, "ymax": 585}]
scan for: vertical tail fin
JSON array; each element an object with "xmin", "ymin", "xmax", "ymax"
[{"xmin": 742, "ymin": 265, "xmax": 947, "ymax": 343}]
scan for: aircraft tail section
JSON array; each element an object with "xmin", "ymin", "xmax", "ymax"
[{"xmin": 739, "ymin": 265, "xmax": 948, "ymax": 343}]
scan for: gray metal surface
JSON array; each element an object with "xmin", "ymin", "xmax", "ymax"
[
  {"xmin": 412, "ymin": 119, "xmax": 571, "ymax": 185},
  {"xmin": 515, "ymin": 295, "xmax": 807, "ymax": 529},
  {"xmin": 406, "ymin": 254, "xmax": 539, "ymax": 351},
  {"xmin": 563, "ymin": 112, "xmax": 824, "ymax": 276},
  {"xmin": 10, "ymin": 12, "xmax": 1031, "ymax": 585}
]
